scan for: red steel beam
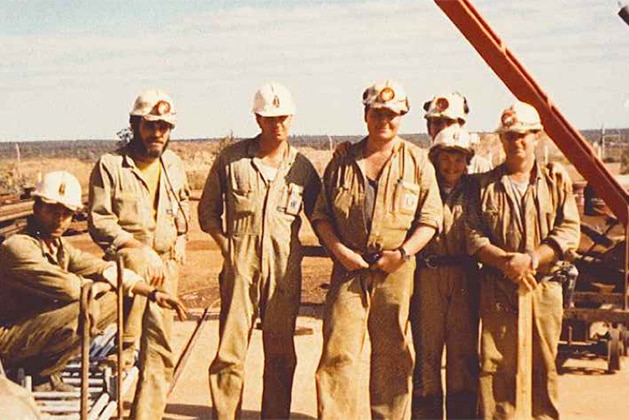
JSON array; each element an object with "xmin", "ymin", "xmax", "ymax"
[{"xmin": 435, "ymin": 0, "xmax": 629, "ymax": 225}]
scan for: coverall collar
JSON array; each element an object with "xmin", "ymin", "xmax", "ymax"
[
  {"xmin": 24, "ymin": 217, "xmax": 64, "ymax": 263},
  {"xmin": 347, "ymin": 136, "xmax": 405, "ymax": 162},
  {"xmin": 247, "ymin": 135, "xmax": 298, "ymax": 169},
  {"xmin": 440, "ymin": 174, "xmax": 469, "ymax": 203},
  {"xmin": 497, "ymin": 160, "xmax": 543, "ymax": 189}
]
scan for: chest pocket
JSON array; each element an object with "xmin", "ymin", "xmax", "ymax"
[
  {"xmin": 231, "ymin": 173, "xmax": 256, "ymax": 216},
  {"xmin": 114, "ymin": 191, "xmax": 141, "ymax": 222},
  {"xmin": 393, "ymin": 180, "xmax": 420, "ymax": 216},
  {"xmin": 280, "ymin": 183, "xmax": 303, "ymax": 216}
]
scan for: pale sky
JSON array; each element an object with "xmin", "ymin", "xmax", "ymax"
[{"xmin": 1, "ymin": 0, "xmax": 629, "ymax": 142}]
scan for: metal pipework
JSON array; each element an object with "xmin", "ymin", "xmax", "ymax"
[
  {"xmin": 116, "ymin": 255, "xmax": 125, "ymax": 420},
  {"xmin": 79, "ymin": 283, "xmax": 93, "ymax": 420}
]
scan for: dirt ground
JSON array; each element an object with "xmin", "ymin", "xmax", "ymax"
[
  {"xmin": 61, "ymin": 195, "xmax": 629, "ymax": 420},
  {"xmin": 67, "ymin": 198, "xmax": 332, "ymax": 312},
  {"xmin": 11, "ymin": 149, "xmax": 629, "ymax": 418}
]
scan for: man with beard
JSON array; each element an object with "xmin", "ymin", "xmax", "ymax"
[
  {"xmin": 88, "ymin": 89, "xmax": 189, "ymax": 420},
  {"xmin": 0, "ymin": 171, "xmax": 186, "ymax": 395},
  {"xmin": 198, "ymin": 82, "xmax": 321, "ymax": 419}
]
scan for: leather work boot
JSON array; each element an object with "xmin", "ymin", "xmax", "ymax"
[{"xmin": 32, "ymin": 374, "xmax": 76, "ymax": 392}]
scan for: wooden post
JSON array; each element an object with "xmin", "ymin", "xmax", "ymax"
[
  {"xmin": 14, "ymin": 143, "xmax": 22, "ymax": 187},
  {"xmin": 116, "ymin": 256, "xmax": 125, "ymax": 420},
  {"xmin": 515, "ymin": 285, "xmax": 533, "ymax": 419},
  {"xmin": 79, "ymin": 283, "xmax": 92, "ymax": 420}
]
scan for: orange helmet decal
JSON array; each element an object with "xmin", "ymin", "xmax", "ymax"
[
  {"xmin": 435, "ymin": 97, "xmax": 449, "ymax": 112},
  {"xmin": 379, "ymin": 87, "xmax": 395, "ymax": 102},
  {"xmin": 155, "ymin": 100, "xmax": 171, "ymax": 116}
]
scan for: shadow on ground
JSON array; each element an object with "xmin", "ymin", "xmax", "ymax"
[{"xmin": 164, "ymin": 404, "xmax": 316, "ymax": 419}]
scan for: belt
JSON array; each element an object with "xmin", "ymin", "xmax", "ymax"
[{"xmin": 418, "ymin": 254, "xmax": 476, "ymax": 269}]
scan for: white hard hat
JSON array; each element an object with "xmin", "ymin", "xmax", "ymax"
[
  {"xmin": 129, "ymin": 89, "xmax": 177, "ymax": 127},
  {"xmin": 33, "ymin": 171, "xmax": 82, "ymax": 211},
  {"xmin": 497, "ymin": 101, "xmax": 543, "ymax": 133},
  {"xmin": 423, "ymin": 92, "xmax": 469, "ymax": 122},
  {"xmin": 362, "ymin": 79, "xmax": 410, "ymax": 115},
  {"xmin": 429, "ymin": 125, "xmax": 475, "ymax": 162},
  {"xmin": 252, "ymin": 82, "xmax": 296, "ymax": 117}
]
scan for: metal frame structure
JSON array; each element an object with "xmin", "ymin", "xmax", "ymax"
[{"xmin": 28, "ymin": 260, "xmax": 137, "ymax": 420}]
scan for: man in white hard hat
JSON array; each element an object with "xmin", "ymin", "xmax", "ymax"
[
  {"xmin": 88, "ymin": 89, "xmax": 190, "ymax": 420},
  {"xmin": 198, "ymin": 82, "xmax": 321, "ymax": 419},
  {"xmin": 465, "ymin": 101, "xmax": 580, "ymax": 419},
  {"xmin": 0, "ymin": 171, "xmax": 186, "ymax": 394},
  {"xmin": 423, "ymin": 92, "xmax": 493, "ymax": 174},
  {"xmin": 411, "ymin": 126, "xmax": 480, "ymax": 419},
  {"xmin": 313, "ymin": 80, "xmax": 442, "ymax": 419}
]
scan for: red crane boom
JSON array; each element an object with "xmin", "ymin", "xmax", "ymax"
[{"xmin": 435, "ymin": 0, "xmax": 629, "ymax": 225}]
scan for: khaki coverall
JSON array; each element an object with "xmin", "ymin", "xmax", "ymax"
[
  {"xmin": 411, "ymin": 176, "xmax": 479, "ymax": 419},
  {"xmin": 89, "ymin": 147, "xmax": 189, "ymax": 420},
  {"xmin": 0, "ymin": 227, "xmax": 168, "ymax": 390},
  {"xmin": 313, "ymin": 138, "xmax": 443, "ymax": 420},
  {"xmin": 465, "ymin": 163, "xmax": 580, "ymax": 420},
  {"xmin": 198, "ymin": 137, "xmax": 321, "ymax": 419}
]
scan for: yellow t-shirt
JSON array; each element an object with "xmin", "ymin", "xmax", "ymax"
[{"xmin": 135, "ymin": 159, "xmax": 161, "ymax": 220}]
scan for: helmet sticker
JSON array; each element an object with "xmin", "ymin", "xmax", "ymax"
[
  {"xmin": 501, "ymin": 109, "xmax": 517, "ymax": 127},
  {"xmin": 379, "ymin": 87, "xmax": 395, "ymax": 102},
  {"xmin": 435, "ymin": 97, "xmax": 449, "ymax": 112},
  {"xmin": 155, "ymin": 100, "xmax": 171, "ymax": 116}
]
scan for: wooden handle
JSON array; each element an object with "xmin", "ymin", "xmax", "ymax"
[{"xmin": 515, "ymin": 285, "xmax": 533, "ymax": 419}]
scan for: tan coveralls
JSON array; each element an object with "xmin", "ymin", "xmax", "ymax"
[
  {"xmin": 313, "ymin": 138, "xmax": 443, "ymax": 420},
  {"xmin": 198, "ymin": 137, "xmax": 321, "ymax": 419},
  {"xmin": 89, "ymin": 146, "xmax": 190, "ymax": 420},
  {"xmin": 0, "ymin": 228, "xmax": 167, "ymax": 390},
  {"xmin": 411, "ymin": 176, "xmax": 479, "ymax": 419},
  {"xmin": 465, "ymin": 163, "xmax": 580, "ymax": 419}
]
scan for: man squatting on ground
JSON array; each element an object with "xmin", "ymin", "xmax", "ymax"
[
  {"xmin": 88, "ymin": 89, "xmax": 190, "ymax": 419},
  {"xmin": 313, "ymin": 80, "xmax": 443, "ymax": 419},
  {"xmin": 423, "ymin": 92, "xmax": 493, "ymax": 174},
  {"xmin": 465, "ymin": 101, "xmax": 580, "ymax": 419},
  {"xmin": 0, "ymin": 171, "xmax": 186, "ymax": 395},
  {"xmin": 410, "ymin": 126, "xmax": 480, "ymax": 419},
  {"xmin": 198, "ymin": 82, "xmax": 321, "ymax": 419}
]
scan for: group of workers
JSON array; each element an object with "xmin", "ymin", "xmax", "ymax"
[{"xmin": 0, "ymin": 79, "xmax": 580, "ymax": 420}]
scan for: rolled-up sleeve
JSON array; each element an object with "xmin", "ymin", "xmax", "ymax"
[
  {"xmin": 302, "ymin": 161, "xmax": 322, "ymax": 222},
  {"xmin": 310, "ymin": 160, "xmax": 336, "ymax": 227},
  {"xmin": 198, "ymin": 155, "xmax": 225, "ymax": 234},
  {"xmin": 464, "ymin": 175, "xmax": 491, "ymax": 256},
  {"xmin": 88, "ymin": 158, "xmax": 132, "ymax": 253},
  {"xmin": 544, "ymin": 169, "xmax": 581, "ymax": 258},
  {"xmin": 415, "ymin": 155, "xmax": 443, "ymax": 230}
]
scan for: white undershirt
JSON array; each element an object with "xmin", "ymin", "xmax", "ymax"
[{"xmin": 257, "ymin": 161, "xmax": 279, "ymax": 182}]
